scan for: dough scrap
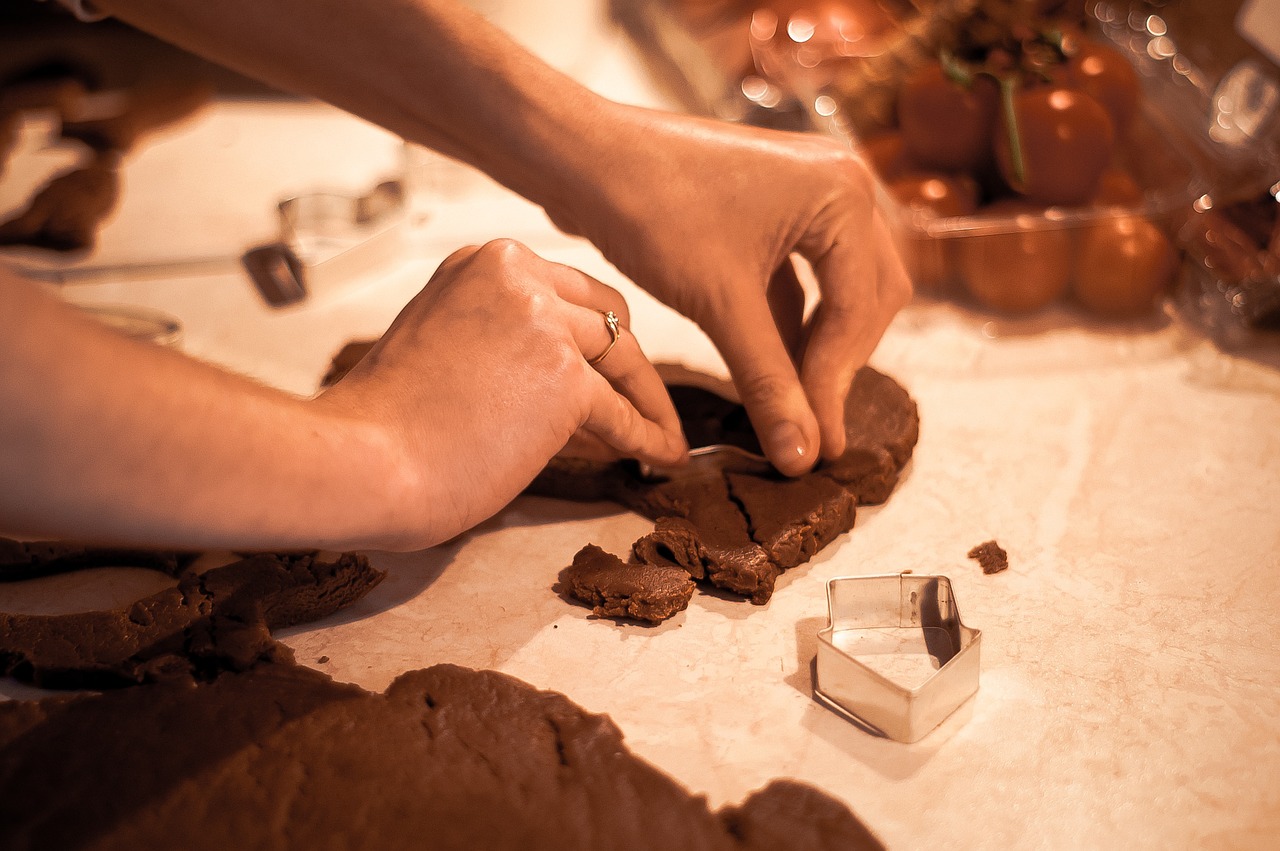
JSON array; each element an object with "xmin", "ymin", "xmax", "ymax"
[
  {"xmin": 0, "ymin": 538, "xmax": 197, "ymax": 582},
  {"xmin": 557, "ymin": 544, "xmax": 695, "ymax": 624},
  {"xmin": 0, "ymin": 546, "xmax": 384, "ymax": 689},
  {"xmin": 967, "ymin": 540, "xmax": 1009, "ymax": 575}
]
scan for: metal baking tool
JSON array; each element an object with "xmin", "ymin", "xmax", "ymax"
[
  {"xmin": 636, "ymin": 443, "xmax": 774, "ymax": 481},
  {"xmin": 242, "ymin": 179, "xmax": 407, "ymax": 307},
  {"xmin": 241, "ymin": 242, "xmax": 306, "ymax": 307},
  {"xmin": 814, "ymin": 573, "xmax": 981, "ymax": 743},
  {"xmin": 79, "ymin": 304, "xmax": 182, "ymax": 348}
]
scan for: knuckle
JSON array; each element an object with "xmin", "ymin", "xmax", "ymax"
[
  {"xmin": 821, "ymin": 297, "xmax": 862, "ymax": 326},
  {"xmin": 737, "ymin": 370, "xmax": 797, "ymax": 408},
  {"xmin": 442, "ymin": 243, "xmax": 481, "ymax": 265},
  {"xmin": 509, "ymin": 286, "xmax": 556, "ymax": 329},
  {"xmin": 600, "ymin": 285, "xmax": 630, "ymax": 325},
  {"xmin": 477, "ymin": 237, "xmax": 531, "ymax": 263},
  {"xmin": 477, "ymin": 244, "xmax": 561, "ymax": 314},
  {"xmin": 823, "ymin": 152, "xmax": 874, "ymax": 204},
  {"xmin": 433, "ymin": 245, "xmax": 481, "ymax": 284},
  {"xmin": 472, "ymin": 238, "xmax": 541, "ymax": 281},
  {"xmin": 611, "ymin": 400, "xmax": 646, "ymax": 453},
  {"xmin": 546, "ymin": 339, "xmax": 582, "ymax": 379},
  {"xmin": 841, "ymin": 162, "xmax": 875, "ymax": 202}
]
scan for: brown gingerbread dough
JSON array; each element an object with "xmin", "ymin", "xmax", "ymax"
[
  {"xmin": 0, "ymin": 64, "xmax": 213, "ymax": 252},
  {"xmin": 320, "ymin": 342, "xmax": 919, "ymax": 618},
  {"xmin": 0, "ymin": 662, "xmax": 883, "ymax": 850},
  {"xmin": 548, "ymin": 371, "xmax": 917, "ymax": 615},
  {"xmin": 967, "ymin": 540, "xmax": 1009, "ymax": 575},
  {"xmin": 727, "ymin": 471, "xmax": 857, "ymax": 571},
  {"xmin": 630, "ymin": 472, "xmax": 780, "ymax": 604},
  {"xmin": 557, "ymin": 544, "xmax": 695, "ymax": 624},
  {"xmin": 529, "ymin": 368, "xmax": 916, "ymax": 512},
  {"xmin": 0, "ymin": 547, "xmax": 384, "ymax": 689},
  {"xmin": 0, "ymin": 151, "xmax": 121, "ymax": 252},
  {"xmin": 60, "ymin": 77, "xmax": 214, "ymax": 153},
  {"xmin": 0, "ymin": 538, "xmax": 197, "ymax": 582}
]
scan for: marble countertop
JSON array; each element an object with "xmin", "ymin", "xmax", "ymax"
[{"xmin": 2, "ymin": 16, "xmax": 1279, "ymax": 850}]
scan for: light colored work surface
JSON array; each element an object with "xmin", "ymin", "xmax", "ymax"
[{"xmin": 3, "ymin": 20, "xmax": 1280, "ymax": 851}]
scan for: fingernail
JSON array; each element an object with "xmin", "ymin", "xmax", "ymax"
[
  {"xmin": 768, "ymin": 422, "xmax": 808, "ymax": 470},
  {"xmin": 661, "ymin": 429, "xmax": 689, "ymax": 462}
]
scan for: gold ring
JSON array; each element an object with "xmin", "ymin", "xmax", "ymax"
[{"xmin": 588, "ymin": 310, "xmax": 621, "ymax": 366}]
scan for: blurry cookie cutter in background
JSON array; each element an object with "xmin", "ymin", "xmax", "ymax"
[
  {"xmin": 79, "ymin": 303, "xmax": 183, "ymax": 348},
  {"xmin": 814, "ymin": 573, "xmax": 981, "ymax": 743},
  {"xmin": 242, "ymin": 179, "xmax": 407, "ymax": 308}
]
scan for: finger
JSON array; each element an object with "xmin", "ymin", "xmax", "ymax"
[
  {"xmin": 548, "ymin": 261, "xmax": 684, "ymax": 454},
  {"xmin": 767, "ymin": 255, "xmax": 806, "ymax": 364},
  {"xmin": 439, "ymin": 243, "xmax": 482, "ymax": 269},
  {"xmin": 707, "ymin": 286, "xmax": 819, "ymax": 477},
  {"xmin": 423, "ymin": 244, "xmax": 483, "ymax": 292},
  {"xmin": 802, "ymin": 211, "xmax": 911, "ymax": 458},
  {"xmin": 545, "ymin": 261, "xmax": 632, "ymax": 329},
  {"xmin": 567, "ymin": 303, "xmax": 687, "ymax": 457},
  {"xmin": 800, "ymin": 296, "xmax": 870, "ymax": 459},
  {"xmin": 578, "ymin": 367, "xmax": 688, "ymax": 465}
]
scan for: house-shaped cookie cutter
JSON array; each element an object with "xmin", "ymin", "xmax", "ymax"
[
  {"xmin": 814, "ymin": 574, "xmax": 981, "ymax": 743},
  {"xmin": 242, "ymin": 179, "xmax": 407, "ymax": 307}
]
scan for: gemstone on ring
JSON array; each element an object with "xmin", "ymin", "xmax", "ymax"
[{"xmin": 588, "ymin": 310, "xmax": 621, "ymax": 366}]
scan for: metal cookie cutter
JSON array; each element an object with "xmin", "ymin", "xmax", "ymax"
[
  {"xmin": 79, "ymin": 304, "xmax": 182, "ymax": 348},
  {"xmin": 814, "ymin": 574, "xmax": 981, "ymax": 743},
  {"xmin": 242, "ymin": 179, "xmax": 407, "ymax": 307}
]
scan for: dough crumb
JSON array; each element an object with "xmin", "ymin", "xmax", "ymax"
[{"xmin": 967, "ymin": 540, "xmax": 1009, "ymax": 575}]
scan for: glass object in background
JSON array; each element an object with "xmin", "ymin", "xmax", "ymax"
[
  {"xmin": 79, "ymin": 303, "xmax": 183, "ymax": 348},
  {"xmin": 1111, "ymin": 0, "xmax": 1280, "ymax": 353},
  {"xmin": 401, "ymin": 144, "xmax": 480, "ymax": 230}
]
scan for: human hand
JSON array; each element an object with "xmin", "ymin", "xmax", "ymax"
[
  {"xmin": 546, "ymin": 106, "xmax": 911, "ymax": 476},
  {"xmin": 316, "ymin": 239, "xmax": 687, "ymax": 548},
  {"xmin": 92, "ymin": 0, "xmax": 903, "ymax": 479}
]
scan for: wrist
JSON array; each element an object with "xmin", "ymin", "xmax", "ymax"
[
  {"xmin": 306, "ymin": 395, "xmax": 431, "ymax": 552},
  {"xmin": 522, "ymin": 98, "xmax": 655, "ymax": 243},
  {"xmin": 459, "ymin": 71, "xmax": 631, "ymax": 236}
]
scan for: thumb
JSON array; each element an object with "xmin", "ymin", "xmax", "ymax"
[{"xmin": 766, "ymin": 255, "xmax": 806, "ymax": 364}]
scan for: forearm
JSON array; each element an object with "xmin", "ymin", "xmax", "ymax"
[
  {"xmin": 0, "ymin": 275, "xmax": 420, "ymax": 551},
  {"xmin": 97, "ymin": 0, "xmax": 621, "ymax": 227},
  {"xmin": 80, "ymin": 0, "xmax": 908, "ymax": 479}
]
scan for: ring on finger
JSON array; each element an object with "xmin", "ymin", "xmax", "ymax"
[{"xmin": 588, "ymin": 310, "xmax": 622, "ymax": 366}]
